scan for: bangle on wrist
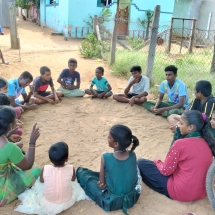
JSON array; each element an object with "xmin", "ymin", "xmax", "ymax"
[
  {"xmin": 29, "ymin": 146, "xmax": 35, "ymax": 149},
  {"xmin": 29, "ymin": 142, "xmax": 35, "ymax": 146}
]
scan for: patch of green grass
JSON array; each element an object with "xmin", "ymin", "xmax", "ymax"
[{"xmin": 109, "ymin": 48, "xmax": 215, "ymax": 102}]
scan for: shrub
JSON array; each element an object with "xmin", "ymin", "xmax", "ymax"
[
  {"xmin": 126, "ymin": 36, "xmax": 144, "ymax": 50},
  {"xmin": 80, "ymin": 33, "xmax": 110, "ymax": 58}
]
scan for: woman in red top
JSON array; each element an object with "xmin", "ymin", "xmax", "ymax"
[{"xmin": 138, "ymin": 110, "xmax": 215, "ymax": 202}]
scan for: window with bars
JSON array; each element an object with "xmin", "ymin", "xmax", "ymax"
[
  {"xmin": 97, "ymin": 0, "xmax": 113, "ymax": 7},
  {"xmin": 47, "ymin": 0, "xmax": 59, "ymax": 5}
]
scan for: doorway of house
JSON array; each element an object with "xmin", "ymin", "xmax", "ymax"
[{"xmin": 117, "ymin": 0, "xmax": 130, "ymax": 38}]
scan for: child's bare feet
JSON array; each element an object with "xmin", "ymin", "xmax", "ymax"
[
  {"xmin": 28, "ymin": 104, "xmax": 38, "ymax": 110},
  {"xmin": 3, "ymin": 61, "xmax": 9, "ymax": 65},
  {"xmin": 91, "ymin": 95, "xmax": 97, "ymax": 99},
  {"xmin": 28, "ymin": 97, "xmax": 36, "ymax": 105}
]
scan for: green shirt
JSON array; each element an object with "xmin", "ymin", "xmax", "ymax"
[
  {"xmin": 103, "ymin": 151, "xmax": 138, "ymax": 195},
  {"xmin": 91, "ymin": 77, "xmax": 109, "ymax": 91},
  {"xmin": 209, "ymin": 127, "xmax": 215, "ymax": 139},
  {"xmin": 0, "ymin": 142, "xmax": 24, "ymax": 164}
]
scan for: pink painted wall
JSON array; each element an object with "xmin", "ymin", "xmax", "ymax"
[{"xmin": 29, "ymin": 5, "xmax": 37, "ymax": 19}]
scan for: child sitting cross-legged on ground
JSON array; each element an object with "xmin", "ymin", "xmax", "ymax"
[
  {"xmin": 7, "ymin": 71, "xmax": 37, "ymax": 110},
  {"xmin": 76, "ymin": 125, "xmax": 141, "ymax": 214},
  {"xmin": 34, "ymin": 66, "xmax": 63, "ymax": 105},
  {"xmin": 15, "ymin": 142, "xmax": 88, "ymax": 215},
  {"xmin": 113, "ymin": 65, "xmax": 149, "ymax": 106},
  {"xmin": 57, "ymin": 58, "xmax": 85, "ymax": 97},
  {"xmin": 85, "ymin": 66, "xmax": 112, "ymax": 99}
]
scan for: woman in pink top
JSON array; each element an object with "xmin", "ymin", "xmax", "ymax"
[
  {"xmin": 138, "ymin": 110, "xmax": 215, "ymax": 202},
  {"xmin": 15, "ymin": 142, "xmax": 88, "ymax": 215}
]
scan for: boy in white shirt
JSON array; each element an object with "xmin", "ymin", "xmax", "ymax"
[{"xmin": 113, "ymin": 65, "xmax": 149, "ymax": 106}]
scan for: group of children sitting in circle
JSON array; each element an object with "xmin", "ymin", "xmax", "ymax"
[{"xmin": 0, "ymin": 57, "xmax": 215, "ymax": 215}]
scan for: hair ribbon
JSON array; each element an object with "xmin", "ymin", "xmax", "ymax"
[{"xmin": 201, "ymin": 113, "xmax": 207, "ymax": 121}]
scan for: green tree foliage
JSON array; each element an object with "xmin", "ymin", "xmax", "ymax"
[{"xmin": 83, "ymin": 8, "xmax": 112, "ymax": 28}]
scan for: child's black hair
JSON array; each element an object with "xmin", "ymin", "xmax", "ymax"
[
  {"xmin": 49, "ymin": 142, "xmax": 69, "ymax": 166},
  {"xmin": 0, "ymin": 93, "xmax": 10, "ymax": 105},
  {"xmin": 96, "ymin": 66, "xmax": 104, "ymax": 74},
  {"xmin": 20, "ymin": 71, "xmax": 33, "ymax": 81},
  {"xmin": 195, "ymin": 80, "xmax": 212, "ymax": 97},
  {"xmin": 110, "ymin": 124, "xmax": 139, "ymax": 152},
  {"xmin": 130, "ymin": 65, "xmax": 142, "ymax": 73},
  {"xmin": 182, "ymin": 110, "xmax": 215, "ymax": 156},
  {"xmin": 40, "ymin": 66, "xmax": 51, "ymax": 75},
  {"xmin": 68, "ymin": 58, "xmax": 77, "ymax": 65},
  {"xmin": 164, "ymin": 65, "xmax": 178, "ymax": 75},
  {"xmin": 0, "ymin": 106, "xmax": 16, "ymax": 136},
  {"xmin": 0, "ymin": 78, "xmax": 8, "ymax": 88}
]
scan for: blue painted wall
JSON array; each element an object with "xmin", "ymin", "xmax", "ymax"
[
  {"xmin": 67, "ymin": 0, "xmax": 117, "ymax": 37},
  {"xmin": 40, "ymin": 0, "xmax": 174, "ymax": 38},
  {"xmin": 40, "ymin": 0, "xmax": 69, "ymax": 35},
  {"xmin": 128, "ymin": 0, "xmax": 174, "ymax": 38},
  {"xmin": 40, "ymin": 0, "xmax": 46, "ymax": 26},
  {"xmin": 131, "ymin": 0, "xmax": 174, "ymax": 23}
]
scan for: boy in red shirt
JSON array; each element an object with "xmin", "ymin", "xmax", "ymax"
[{"xmin": 34, "ymin": 66, "xmax": 63, "ymax": 104}]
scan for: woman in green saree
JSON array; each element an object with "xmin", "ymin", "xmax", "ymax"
[{"xmin": 0, "ymin": 106, "xmax": 41, "ymax": 206}]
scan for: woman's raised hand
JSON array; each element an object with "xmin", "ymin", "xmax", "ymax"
[{"xmin": 30, "ymin": 123, "xmax": 40, "ymax": 144}]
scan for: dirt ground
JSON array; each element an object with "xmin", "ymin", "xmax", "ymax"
[{"xmin": 0, "ymin": 18, "xmax": 214, "ymax": 215}]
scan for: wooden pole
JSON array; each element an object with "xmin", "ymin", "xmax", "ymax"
[
  {"xmin": 96, "ymin": 25, "xmax": 105, "ymax": 60},
  {"xmin": 145, "ymin": 5, "xmax": 160, "ymax": 80},
  {"xmin": 188, "ymin": 19, "xmax": 196, "ymax": 53},
  {"xmin": 8, "ymin": 0, "xmax": 19, "ymax": 49},
  {"xmin": 98, "ymin": 23, "xmax": 130, "ymax": 50},
  {"xmin": 93, "ymin": 15, "xmax": 98, "ymax": 35},
  {"xmin": 166, "ymin": 17, "xmax": 173, "ymax": 53},
  {"xmin": 179, "ymin": 19, "xmax": 184, "ymax": 53},
  {"xmin": 110, "ymin": 13, "xmax": 117, "ymax": 65},
  {"xmin": 210, "ymin": 36, "xmax": 215, "ymax": 73}
]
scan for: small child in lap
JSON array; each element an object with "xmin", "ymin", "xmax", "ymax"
[
  {"xmin": 85, "ymin": 67, "xmax": 112, "ymax": 99},
  {"xmin": 113, "ymin": 65, "xmax": 149, "ymax": 106},
  {"xmin": 15, "ymin": 142, "xmax": 88, "ymax": 215},
  {"xmin": 34, "ymin": 66, "xmax": 63, "ymax": 104},
  {"xmin": 76, "ymin": 125, "xmax": 141, "ymax": 214}
]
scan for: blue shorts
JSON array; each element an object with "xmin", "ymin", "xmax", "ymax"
[
  {"xmin": 96, "ymin": 90, "xmax": 113, "ymax": 95},
  {"xmin": 127, "ymin": 93, "xmax": 138, "ymax": 98}
]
